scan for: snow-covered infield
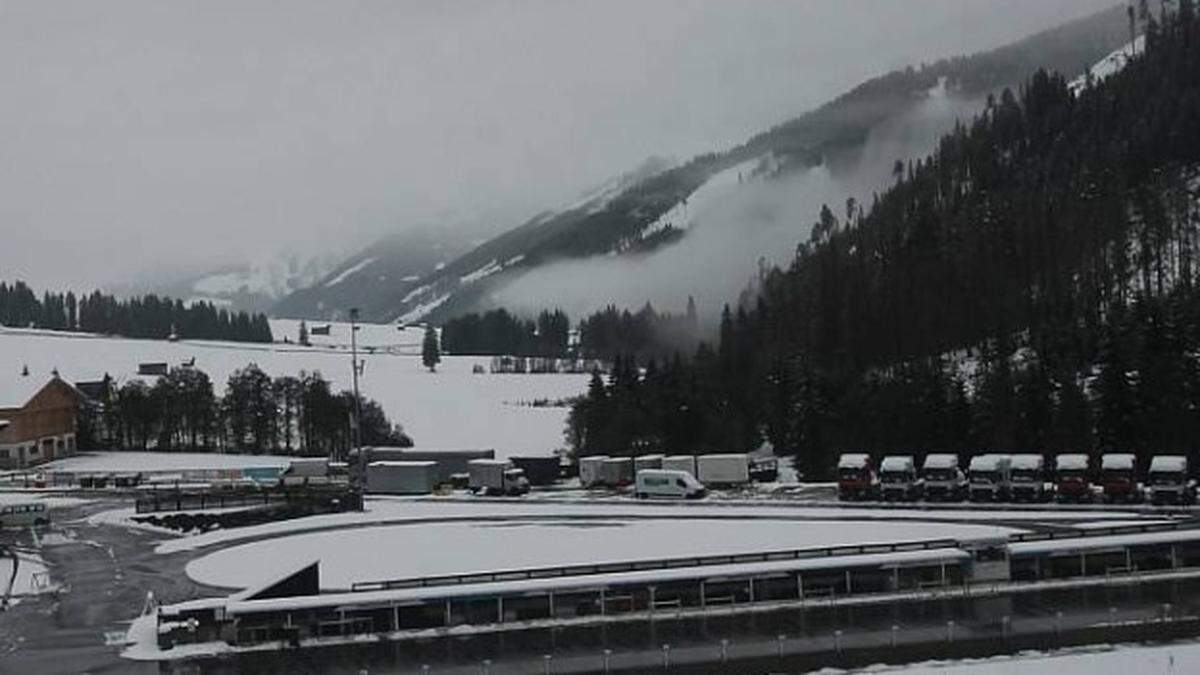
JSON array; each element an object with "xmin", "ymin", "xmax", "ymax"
[
  {"xmin": 1, "ymin": 324, "xmax": 589, "ymax": 457},
  {"xmin": 184, "ymin": 517, "xmax": 1015, "ymax": 592},
  {"xmin": 40, "ymin": 451, "xmax": 293, "ymax": 474}
]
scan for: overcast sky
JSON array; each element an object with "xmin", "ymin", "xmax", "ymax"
[{"xmin": 0, "ymin": 0, "xmax": 1114, "ymax": 291}]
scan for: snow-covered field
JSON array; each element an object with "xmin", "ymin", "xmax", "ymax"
[
  {"xmin": 185, "ymin": 517, "xmax": 1013, "ymax": 591},
  {"xmin": 40, "ymin": 451, "xmax": 293, "ymax": 473},
  {"xmin": 1, "ymin": 326, "xmax": 588, "ymax": 458},
  {"xmin": 874, "ymin": 639, "xmax": 1200, "ymax": 674}
]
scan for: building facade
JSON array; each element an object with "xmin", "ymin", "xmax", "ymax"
[{"xmin": 0, "ymin": 376, "xmax": 83, "ymax": 470}]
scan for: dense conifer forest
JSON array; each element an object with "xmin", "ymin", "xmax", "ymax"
[
  {"xmin": 568, "ymin": 3, "xmax": 1200, "ymax": 478},
  {"xmin": 0, "ymin": 280, "xmax": 273, "ymax": 343}
]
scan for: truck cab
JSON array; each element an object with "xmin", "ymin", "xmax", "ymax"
[
  {"xmin": 879, "ymin": 455, "xmax": 922, "ymax": 501},
  {"xmin": 968, "ymin": 454, "xmax": 1011, "ymax": 502},
  {"xmin": 1147, "ymin": 455, "xmax": 1195, "ymax": 505},
  {"xmin": 922, "ymin": 454, "xmax": 966, "ymax": 502},
  {"xmin": 1100, "ymin": 453, "xmax": 1143, "ymax": 503},
  {"xmin": 635, "ymin": 469, "xmax": 707, "ymax": 499},
  {"xmin": 1009, "ymin": 454, "xmax": 1050, "ymax": 502},
  {"xmin": 836, "ymin": 453, "xmax": 877, "ymax": 501},
  {"xmin": 1054, "ymin": 454, "xmax": 1093, "ymax": 503}
]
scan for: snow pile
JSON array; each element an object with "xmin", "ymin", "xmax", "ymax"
[
  {"xmin": 323, "ymin": 257, "xmax": 375, "ymax": 287},
  {"xmin": 1068, "ymin": 35, "xmax": 1144, "ymax": 97}
]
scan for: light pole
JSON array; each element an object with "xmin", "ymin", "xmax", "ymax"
[{"xmin": 349, "ymin": 308, "xmax": 363, "ymax": 462}]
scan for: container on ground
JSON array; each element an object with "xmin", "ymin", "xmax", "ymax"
[
  {"xmin": 366, "ymin": 461, "xmax": 439, "ymax": 495},
  {"xmin": 510, "ymin": 456, "xmax": 560, "ymax": 486},
  {"xmin": 696, "ymin": 454, "xmax": 750, "ymax": 487},
  {"xmin": 579, "ymin": 456, "xmax": 609, "ymax": 487},
  {"xmin": 662, "ymin": 455, "xmax": 697, "ymax": 477},
  {"xmin": 634, "ymin": 454, "xmax": 664, "ymax": 472},
  {"xmin": 601, "ymin": 457, "xmax": 634, "ymax": 487}
]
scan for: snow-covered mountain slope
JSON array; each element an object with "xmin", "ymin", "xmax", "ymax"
[{"xmin": 1068, "ymin": 34, "xmax": 1144, "ymax": 97}]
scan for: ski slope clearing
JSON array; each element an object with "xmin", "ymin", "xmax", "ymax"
[
  {"xmin": 1, "ymin": 328, "xmax": 588, "ymax": 457},
  {"xmin": 874, "ymin": 638, "xmax": 1200, "ymax": 674},
  {"xmin": 185, "ymin": 518, "xmax": 1013, "ymax": 592}
]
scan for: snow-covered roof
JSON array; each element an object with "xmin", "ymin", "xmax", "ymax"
[
  {"xmin": 1101, "ymin": 453, "xmax": 1137, "ymax": 470},
  {"xmin": 1010, "ymin": 527, "xmax": 1200, "ymax": 557},
  {"xmin": 699, "ymin": 453, "xmax": 748, "ymax": 461},
  {"xmin": 579, "ymin": 456, "xmax": 609, "ymax": 464},
  {"xmin": 838, "ymin": 453, "xmax": 871, "ymax": 469},
  {"xmin": 369, "ymin": 461, "xmax": 437, "ymax": 468},
  {"xmin": 880, "ymin": 456, "xmax": 915, "ymax": 472},
  {"xmin": 922, "ymin": 454, "xmax": 958, "ymax": 470},
  {"xmin": 1055, "ymin": 454, "xmax": 1090, "ymax": 471},
  {"xmin": 1, "ymin": 373, "xmax": 56, "ymax": 409},
  {"xmin": 969, "ymin": 454, "xmax": 1010, "ymax": 471},
  {"xmin": 1010, "ymin": 454, "xmax": 1044, "ymax": 471},
  {"xmin": 635, "ymin": 454, "xmax": 665, "ymax": 461},
  {"xmin": 602, "ymin": 457, "xmax": 632, "ymax": 465},
  {"xmin": 468, "ymin": 459, "xmax": 510, "ymax": 467},
  {"xmin": 181, "ymin": 547, "xmax": 970, "ymax": 617},
  {"xmin": 1149, "ymin": 456, "xmax": 1188, "ymax": 473}
]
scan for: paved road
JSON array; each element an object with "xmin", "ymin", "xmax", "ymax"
[{"xmin": 0, "ymin": 499, "xmax": 218, "ymax": 675}]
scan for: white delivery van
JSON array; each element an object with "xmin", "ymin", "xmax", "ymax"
[{"xmin": 635, "ymin": 469, "xmax": 706, "ymax": 499}]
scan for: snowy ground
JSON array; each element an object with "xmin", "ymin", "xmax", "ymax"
[
  {"xmin": 1, "ymin": 326, "xmax": 588, "ymax": 457},
  {"xmin": 40, "ymin": 451, "xmax": 293, "ymax": 473},
  {"xmin": 867, "ymin": 639, "xmax": 1200, "ymax": 674},
  {"xmin": 0, "ymin": 549, "xmax": 56, "ymax": 601},
  {"xmin": 184, "ymin": 517, "xmax": 1013, "ymax": 592}
]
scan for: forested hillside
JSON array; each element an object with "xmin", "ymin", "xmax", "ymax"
[
  {"xmin": 0, "ymin": 280, "xmax": 273, "ymax": 343},
  {"xmin": 293, "ymin": 5, "xmax": 1130, "ymax": 324},
  {"xmin": 571, "ymin": 3, "xmax": 1200, "ymax": 479}
]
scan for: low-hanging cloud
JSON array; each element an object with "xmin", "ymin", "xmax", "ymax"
[{"xmin": 489, "ymin": 84, "xmax": 988, "ymax": 326}]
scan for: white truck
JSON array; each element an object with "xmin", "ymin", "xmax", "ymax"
[
  {"xmin": 922, "ymin": 454, "xmax": 966, "ymax": 502},
  {"xmin": 696, "ymin": 454, "xmax": 750, "ymax": 487},
  {"xmin": 968, "ymin": 454, "xmax": 1012, "ymax": 502},
  {"xmin": 879, "ymin": 455, "xmax": 922, "ymax": 501},
  {"xmin": 1147, "ymin": 455, "xmax": 1196, "ymax": 505},
  {"xmin": 634, "ymin": 469, "xmax": 706, "ymax": 499},
  {"xmin": 468, "ymin": 459, "xmax": 530, "ymax": 496},
  {"xmin": 837, "ymin": 453, "xmax": 877, "ymax": 501},
  {"xmin": 1009, "ymin": 454, "xmax": 1051, "ymax": 502},
  {"xmin": 578, "ymin": 456, "xmax": 609, "ymax": 487}
]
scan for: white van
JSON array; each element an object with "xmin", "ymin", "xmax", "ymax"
[{"xmin": 634, "ymin": 469, "xmax": 707, "ymax": 500}]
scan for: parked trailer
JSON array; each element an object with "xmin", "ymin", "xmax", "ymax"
[
  {"xmin": 468, "ymin": 460, "xmax": 530, "ymax": 496},
  {"xmin": 1054, "ymin": 454, "xmax": 1093, "ymax": 503},
  {"xmin": 696, "ymin": 454, "xmax": 750, "ymax": 487},
  {"xmin": 366, "ymin": 461, "xmax": 440, "ymax": 495},
  {"xmin": 634, "ymin": 469, "xmax": 706, "ymax": 499},
  {"xmin": 633, "ymin": 454, "xmax": 664, "ymax": 472},
  {"xmin": 1009, "ymin": 454, "xmax": 1050, "ymax": 503},
  {"xmin": 922, "ymin": 454, "xmax": 966, "ymax": 502},
  {"xmin": 837, "ymin": 453, "xmax": 877, "ymax": 501},
  {"xmin": 284, "ymin": 458, "xmax": 329, "ymax": 479},
  {"xmin": 578, "ymin": 456, "xmax": 609, "ymax": 487},
  {"xmin": 601, "ymin": 457, "xmax": 634, "ymax": 487},
  {"xmin": 353, "ymin": 447, "xmax": 496, "ymax": 486},
  {"xmin": 509, "ymin": 456, "xmax": 560, "ymax": 486},
  {"xmin": 1148, "ymin": 455, "xmax": 1196, "ymax": 505},
  {"xmin": 968, "ymin": 454, "xmax": 1012, "ymax": 502},
  {"xmin": 1101, "ymin": 453, "xmax": 1143, "ymax": 503},
  {"xmin": 879, "ymin": 456, "xmax": 922, "ymax": 502},
  {"xmin": 661, "ymin": 455, "xmax": 697, "ymax": 477}
]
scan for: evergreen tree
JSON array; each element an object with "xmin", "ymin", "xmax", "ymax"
[{"xmin": 422, "ymin": 325, "xmax": 441, "ymax": 372}]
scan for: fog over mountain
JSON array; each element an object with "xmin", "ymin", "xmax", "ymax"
[{"xmin": 0, "ymin": 0, "xmax": 1112, "ymax": 293}]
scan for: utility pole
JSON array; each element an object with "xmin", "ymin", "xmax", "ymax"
[{"xmin": 349, "ymin": 308, "xmax": 363, "ymax": 462}]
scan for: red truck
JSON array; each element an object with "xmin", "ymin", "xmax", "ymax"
[
  {"xmin": 837, "ymin": 453, "xmax": 878, "ymax": 501},
  {"xmin": 1100, "ymin": 453, "xmax": 1143, "ymax": 503},
  {"xmin": 1054, "ymin": 453, "xmax": 1093, "ymax": 503}
]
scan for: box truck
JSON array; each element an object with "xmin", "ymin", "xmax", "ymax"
[
  {"xmin": 922, "ymin": 454, "xmax": 966, "ymax": 502},
  {"xmin": 1148, "ymin": 455, "xmax": 1195, "ymax": 505},
  {"xmin": 661, "ymin": 455, "xmax": 697, "ymax": 476},
  {"xmin": 635, "ymin": 469, "xmax": 706, "ymax": 500},
  {"xmin": 366, "ymin": 461, "xmax": 439, "ymax": 495},
  {"xmin": 879, "ymin": 455, "xmax": 922, "ymax": 501},
  {"xmin": 579, "ymin": 456, "xmax": 609, "ymax": 487},
  {"xmin": 837, "ymin": 453, "xmax": 877, "ymax": 501},
  {"xmin": 468, "ymin": 459, "xmax": 530, "ymax": 496},
  {"xmin": 1054, "ymin": 454, "xmax": 1093, "ymax": 503},
  {"xmin": 696, "ymin": 454, "xmax": 750, "ymax": 487}
]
